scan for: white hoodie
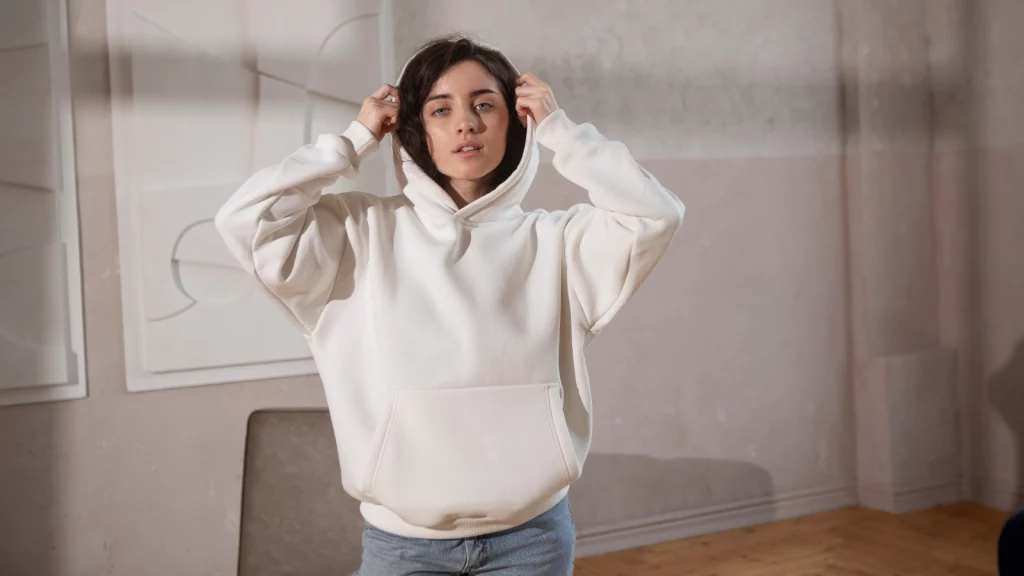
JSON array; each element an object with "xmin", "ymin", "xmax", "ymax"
[{"xmin": 215, "ymin": 73, "xmax": 684, "ymax": 539}]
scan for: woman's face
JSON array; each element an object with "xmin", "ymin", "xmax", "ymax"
[{"xmin": 421, "ymin": 60, "xmax": 509, "ymax": 189}]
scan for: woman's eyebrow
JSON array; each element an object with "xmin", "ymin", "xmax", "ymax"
[{"xmin": 425, "ymin": 88, "xmax": 498, "ymax": 103}]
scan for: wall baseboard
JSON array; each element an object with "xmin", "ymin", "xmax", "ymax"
[
  {"xmin": 970, "ymin": 477, "xmax": 1022, "ymax": 512},
  {"xmin": 858, "ymin": 481, "xmax": 963, "ymax": 514},
  {"xmin": 575, "ymin": 487, "xmax": 857, "ymax": 558},
  {"xmin": 892, "ymin": 482, "xmax": 964, "ymax": 513}
]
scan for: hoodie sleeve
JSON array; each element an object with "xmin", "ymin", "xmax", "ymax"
[
  {"xmin": 214, "ymin": 120, "xmax": 379, "ymax": 334},
  {"xmin": 536, "ymin": 109, "xmax": 685, "ymax": 334}
]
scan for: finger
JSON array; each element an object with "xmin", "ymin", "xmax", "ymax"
[
  {"xmin": 370, "ymin": 84, "xmax": 395, "ymax": 99},
  {"xmin": 517, "ymin": 72, "xmax": 546, "ymax": 87},
  {"xmin": 515, "ymin": 104, "xmax": 530, "ymax": 126},
  {"xmin": 381, "ymin": 112, "xmax": 399, "ymax": 133},
  {"xmin": 515, "ymin": 85, "xmax": 549, "ymax": 96},
  {"xmin": 372, "ymin": 102, "xmax": 400, "ymax": 120},
  {"xmin": 516, "ymin": 95, "xmax": 543, "ymax": 110},
  {"xmin": 516, "ymin": 101, "xmax": 534, "ymax": 122},
  {"xmin": 381, "ymin": 106, "xmax": 399, "ymax": 127},
  {"xmin": 371, "ymin": 84, "xmax": 398, "ymax": 100}
]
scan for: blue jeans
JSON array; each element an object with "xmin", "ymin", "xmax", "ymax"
[{"xmin": 356, "ymin": 497, "xmax": 575, "ymax": 575}]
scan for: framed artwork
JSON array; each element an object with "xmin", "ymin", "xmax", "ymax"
[{"xmin": 107, "ymin": 0, "xmax": 396, "ymax": 391}]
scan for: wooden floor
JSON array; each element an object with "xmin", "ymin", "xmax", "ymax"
[{"xmin": 574, "ymin": 504, "xmax": 1008, "ymax": 575}]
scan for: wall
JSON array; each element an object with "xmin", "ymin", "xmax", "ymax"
[
  {"xmin": 0, "ymin": 1, "xmax": 328, "ymax": 574},
  {"xmin": 970, "ymin": 0, "xmax": 1024, "ymax": 511},
  {"xmin": 0, "ymin": 0, "xmax": 876, "ymax": 574},
  {"xmin": 834, "ymin": 0, "xmax": 965, "ymax": 514},
  {"xmin": 393, "ymin": 0, "xmax": 855, "ymax": 548}
]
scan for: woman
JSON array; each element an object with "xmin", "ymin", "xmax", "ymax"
[{"xmin": 216, "ymin": 35, "xmax": 684, "ymax": 575}]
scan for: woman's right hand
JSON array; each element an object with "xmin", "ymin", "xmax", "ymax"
[{"xmin": 357, "ymin": 84, "xmax": 400, "ymax": 141}]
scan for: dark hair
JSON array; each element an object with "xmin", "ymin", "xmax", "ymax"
[{"xmin": 394, "ymin": 34, "xmax": 527, "ymax": 192}]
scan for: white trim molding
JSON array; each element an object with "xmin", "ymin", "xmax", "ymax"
[
  {"xmin": 857, "ymin": 481, "xmax": 964, "ymax": 514},
  {"xmin": 575, "ymin": 486, "xmax": 857, "ymax": 558},
  {"xmin": 971, "ymin": 476, "xmax": 1023, "ymax": 512},
  {"xmin": 0, "ymin": 0, "xmax": 87, "ymax": 406}
]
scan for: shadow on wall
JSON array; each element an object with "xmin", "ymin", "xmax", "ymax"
[
  {"xmin": 78, "ymin": 47, "xmax": 965, "ymax": 145},
  {"xmin": 0, "ymin": 405, "xmax": 58, "ymax": 576},
  {"xmin": 989, "ymin": 337, "xmax": 1024, "ymax": 510},
  {"xmin": 570, "ymin": 453, "xmax": 775, "ymax": 543}
]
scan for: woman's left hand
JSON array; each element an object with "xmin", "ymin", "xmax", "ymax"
[{"xmin": 515, "ymin": 73, "xmax": 559, "ymax": 127}]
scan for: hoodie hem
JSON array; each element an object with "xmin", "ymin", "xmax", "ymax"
[{"xmin": 358, "ymin": 487, "xmax": 570, "ymax": 539}]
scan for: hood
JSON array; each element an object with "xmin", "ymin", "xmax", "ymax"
[{"xmin": 390, "ymin": 42, "xmax": 539, "ymax": 224}]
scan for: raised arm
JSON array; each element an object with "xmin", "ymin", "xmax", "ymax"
[
  {"xmin": 517, "ymin": 74, "xmax": 685, "ymax": 334},
  {"xmin": 215, "ymin": 85, "xmax": 400, "ymax": 332}
]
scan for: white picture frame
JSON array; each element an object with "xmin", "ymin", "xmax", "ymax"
[
  {"xmin": 106, "ymin": 0, "xmax": 395, "ymax": 391},
  {"xmin": 0, "ymin": 0, "xmax": 87, "ymax": 406}
]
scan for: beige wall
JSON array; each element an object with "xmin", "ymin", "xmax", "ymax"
[
  {"xmin": 970, "ymin": 0, "xmax": 1024, "ymax": 510},
  {"xmin": 2, "ymin": 1, "xmax": 854, "ymax": 574},
  {"xmin": 393, "ymin": 0, "xmax": 853, "ymax": 513},
  {"xmin": 0, "ymin": 2, "xmax": 329, "ymax": 574},
  {"xmin": 9, "ymin": 0, "xmax": 1022, "ymax": 574}
]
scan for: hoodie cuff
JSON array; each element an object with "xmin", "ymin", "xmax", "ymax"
[
  {"xmin": 535, "ymin": 108, "xmax": 578, "ymax": 153},
  {"xmin": 315, "ymin": 121, "xmax": 380, "ymax": 163}
]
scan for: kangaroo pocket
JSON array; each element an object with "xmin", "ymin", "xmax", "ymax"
[{"xmin": 361, "ymin": 383, "xmax": 580, "ymax": 529}]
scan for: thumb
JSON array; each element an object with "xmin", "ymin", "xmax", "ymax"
[{"xmin": 516, "ymin": 103, "xmax": 531, "ymax": 126}]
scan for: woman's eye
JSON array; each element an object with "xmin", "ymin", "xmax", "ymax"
[
  {"xmin": 476, "ymin": 102, "xmax": 493, "ymax": 111},
  {"xmin": 432, "ymin": 107, "xmax": 449, "ymax": 117}
]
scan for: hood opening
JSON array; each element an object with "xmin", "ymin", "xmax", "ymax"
[{"xmin": 389, "ymin": 37, "xmax": 540, "ymax": 224}]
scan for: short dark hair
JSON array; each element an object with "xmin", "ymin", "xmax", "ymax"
[{"xmin": 394, "ymin": 34, "xmax": 527, "ymax": 192}]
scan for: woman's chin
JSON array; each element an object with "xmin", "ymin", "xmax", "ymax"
[{"xmin": 443, "ymin": 165, "xmax": 499, "ymax": 183}]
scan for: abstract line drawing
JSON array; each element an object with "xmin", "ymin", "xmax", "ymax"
[{"xmin": 109, "ymin": 0, "xmax": 389, "ymax": 390}]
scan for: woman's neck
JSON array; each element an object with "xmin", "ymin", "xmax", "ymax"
[{"xmin": 447, "ymin": 177, "xmax": 491, "ymax": 208}]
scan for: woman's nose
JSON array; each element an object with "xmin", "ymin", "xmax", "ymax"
[{"xmin": 456, "ymin": 111, "xmax": 480, "ymax": 134}]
